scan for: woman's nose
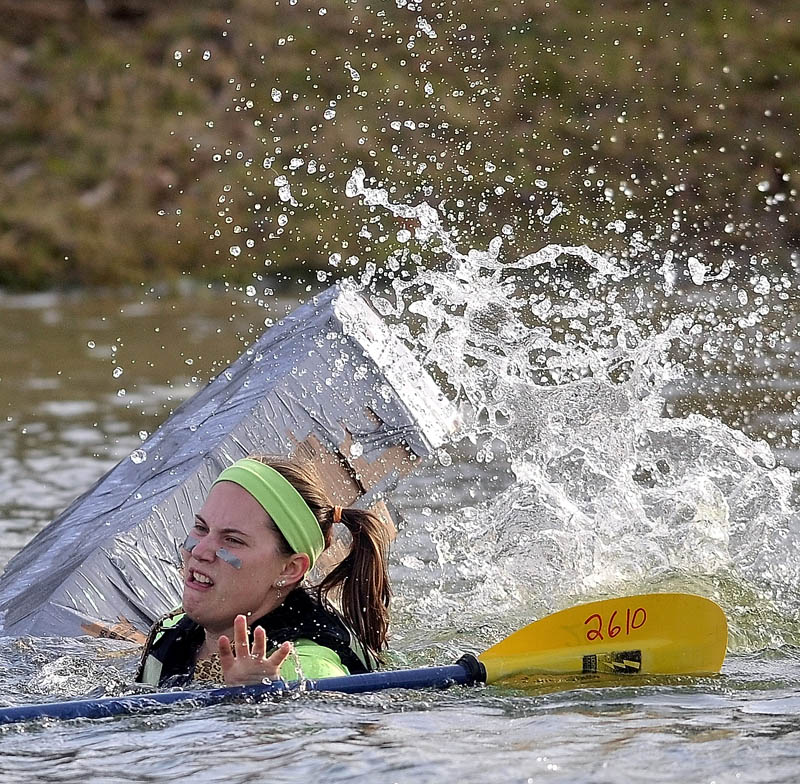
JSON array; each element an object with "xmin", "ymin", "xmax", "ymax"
[{"xmin": 190, "ymin": 535, "xmax": 218, "ymax": 561}]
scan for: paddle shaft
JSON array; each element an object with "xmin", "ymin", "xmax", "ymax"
[{"xmin": 0, "ymin": 659, "xmax": 482, "ymax": 725}]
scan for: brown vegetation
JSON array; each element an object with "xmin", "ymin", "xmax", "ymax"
[{"xmin": 0, "ymin": 0, "xmax": 797, "ymax": 289}]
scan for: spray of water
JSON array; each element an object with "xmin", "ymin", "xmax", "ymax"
[
  {"xmin": 96, "ymin": 3, "xmax": 798, "ymax": 662},
  {"xmin": 344, "ymin": 168, "xmax": 800, "ymax": 654}
]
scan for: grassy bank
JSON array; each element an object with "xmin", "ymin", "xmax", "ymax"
[{"xmin": 0, "ymin": 0, "xmax": 797, "ymax": 290}]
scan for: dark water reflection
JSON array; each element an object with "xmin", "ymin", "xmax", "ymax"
[{"xmin": 0, "ymin": 289, "xmax": 269, "ymax": 569}]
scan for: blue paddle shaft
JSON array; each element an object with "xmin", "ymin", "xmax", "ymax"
[{"xmin": 0, "ymin": 661, "xmax": 479, "ymax": 725}]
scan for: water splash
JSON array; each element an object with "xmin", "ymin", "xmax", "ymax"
[{"xmin": 345, "ymin": 170, "xmax": 800, "ymax": 653}]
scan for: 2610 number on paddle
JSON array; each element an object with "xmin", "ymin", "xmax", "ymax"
[{"xmin": 584, "ymin": 607, "xmax": 647, "ymax": 642}]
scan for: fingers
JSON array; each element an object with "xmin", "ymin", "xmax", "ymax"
[
  {"xmin": 220, "ymin": 616, "xmax": 269, "ymax": 660},
  {"xmin": 267, "ymin": 641, "xmax": 292, "ymax": 672},
  {"xmin": 217, "ymin": 618, "xmax": 288, "ymax": 685},
  {"xmin": 218, "ymin": 634, "xmax": 235, "ymax": 670},
  {"xmin": 233, "ymin": 614, "xmax": 250, "ymax": 658},
  {"xmin": 252, "ymin": 625, "xmax": 268, "ymax": 660},
  {"xmin": 217, "ymin": 637, "xmax": 292, "ymax": 686}
]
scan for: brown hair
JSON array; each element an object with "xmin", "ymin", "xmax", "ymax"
[{"xmin": 249, "ymin": 456, "xmax": 392, "ymax": 661}]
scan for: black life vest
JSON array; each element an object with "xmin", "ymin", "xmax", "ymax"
[{"xmin": 135, "ymin": 588, "xmax": 375, "ymax": 687}]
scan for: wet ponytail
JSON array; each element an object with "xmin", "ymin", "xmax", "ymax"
[
  {"xmin": 248, "ymin": 456, "xmax": 392, "ymax": 661},
  {"xmin": 319, "ymin": 506, "xmax": 392, "ymax": 658}
]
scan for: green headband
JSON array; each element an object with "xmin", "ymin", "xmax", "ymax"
[{"xmin": 212, "ymin": 458, "xmax": 324, "ymax": 567}]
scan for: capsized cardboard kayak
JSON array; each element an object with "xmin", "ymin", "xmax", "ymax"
[{"xmin": 0, "ymin": 285, "xmax": 458, "ymax": 640}]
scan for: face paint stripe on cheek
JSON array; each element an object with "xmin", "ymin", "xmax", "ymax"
[
  {"xmin": 183, "ymin": 533, "xmax": 199, "ymax": 552},
  {"xmin": 216, "ymin": 548, "xmax": 243, "ymax": 569}
]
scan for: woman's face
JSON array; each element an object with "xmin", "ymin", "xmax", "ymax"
[{"xmin": 181, "ymin": 481, "xmax": 305, "ymax": 634}]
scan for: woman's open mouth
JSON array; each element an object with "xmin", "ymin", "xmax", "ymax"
[{"xmin": 186, "ymin": 569, "xmax": 215, "ymax": 589}]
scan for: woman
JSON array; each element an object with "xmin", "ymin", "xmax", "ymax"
[{"xmin": 136, "ymin": 456, "xmax": 392, "ymax": 686}]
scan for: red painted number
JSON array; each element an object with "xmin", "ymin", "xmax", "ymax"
[
  {"xmin": 584, "ymin": 613, "xmax": 604, "ymax": 641},
  {"xmin": 584, "ymin": 607, "xmax": 647, "ymax": 642}
]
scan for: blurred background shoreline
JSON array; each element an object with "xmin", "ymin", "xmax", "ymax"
[{"xmin": 0, "ymin": 0, "xmax": 797, "ymax": 291}]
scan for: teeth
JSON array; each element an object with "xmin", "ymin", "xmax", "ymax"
[{"xmin": 193, "ymin": 572, "xmax": 213, "ymax": 585}]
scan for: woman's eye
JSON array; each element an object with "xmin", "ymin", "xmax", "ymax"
[
  {"xmin": 226, "ymin": 538, "xmax": 244, "ymax": 546},
  {"xmin": 193, "ymin": 523, "xmax": 208, "ymax": 533}
]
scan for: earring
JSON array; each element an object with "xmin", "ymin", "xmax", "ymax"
[{"xmin": 276, "ymin": 579, "xmax": 286, "ymax": 587}]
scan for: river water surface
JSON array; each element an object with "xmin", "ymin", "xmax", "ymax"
[{"xmin": 0, "ymin": 280, "xmax": 799, "ymax": 783}]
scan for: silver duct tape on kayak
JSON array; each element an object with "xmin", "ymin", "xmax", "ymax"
[{"xmin": 0, "ymin": 285, "xmax": 459, "ymax": 640}]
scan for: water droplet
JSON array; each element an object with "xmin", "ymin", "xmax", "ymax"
[
  {"xmin": 112, "ymin": 367, "xmax": 123, "ymax": 378},
  {"xmin": 246, "ymin": 285, "xmax": 257, "ymax": 296},
  {"xmin": 87, "ymin": 340, "xmax": 96, "ymax": 349},
  {"xmin": 202, "ymin": 50, "xmax": 211, "ymax": 60},
  {"xmin": 173, "ymin": 50, "xmax": 182, "ymax": 61},
  {"xmin": 271, "ymin": 88, "xmax": 282, "ymax": 102},
  {"xmin": 130, "ymin": 449, "xmax": 147, "ymax": 464},
  {"xmin": 345, "ymin": 62, "xmax": 360, "ymax": 82},
  {"xmin": 687, "ymin": 257, "xmax": 707, "ymax": 285},
  {"xmin": 323, "ymin": 108, "xmax": 336, "ymax": 120},
  {"xmin": 116, "ymin": 388, "xmax": 126, "ymax": 397},
  {"xmin": 417, "ymin": 18, "xmax": 437, "ymax": 38},
  {"xmin": 138, "ymin": 430, "xmax": 148, "ymax": 441},
  {"xmin": 229, "ymin": 245, "xmax": 241, "ymax": 257},
  {"xmin": 349, "ymin": 442, "xmax": 364, "ymax": 458}
]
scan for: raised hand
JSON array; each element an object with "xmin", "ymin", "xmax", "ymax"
[{"xmin": 218, "ymin": 614, "xmax": 292, "ymax": 685}]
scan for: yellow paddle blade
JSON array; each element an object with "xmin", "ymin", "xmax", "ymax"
[{"xmin": 479, "ymin": 593, "xmax": 727, "ymax": 683}]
